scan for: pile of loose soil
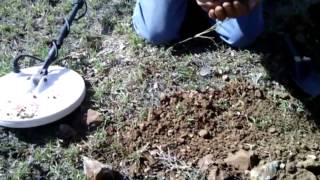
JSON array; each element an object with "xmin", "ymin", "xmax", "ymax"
[{"xmin": 114, "ymin": 80, "xmax": 320, "ymax": 179}]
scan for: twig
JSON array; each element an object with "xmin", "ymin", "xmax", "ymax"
[{"xmin": 168, "ymin": 24, "xmax": 217, "ymax": 50}]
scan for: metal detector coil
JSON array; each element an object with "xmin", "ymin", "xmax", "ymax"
[{"xmin": 0, "ymin": 0, "xmax": 87, "ymax": 128}]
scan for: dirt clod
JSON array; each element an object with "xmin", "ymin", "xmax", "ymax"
[{"xmin": 224, "ymin": 150, "xmax": 255, "ymax": 171}]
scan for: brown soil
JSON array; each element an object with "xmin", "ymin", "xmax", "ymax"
[{"xmin": 112, "ymin": 80, "xmax": 320, "ymax": 179}]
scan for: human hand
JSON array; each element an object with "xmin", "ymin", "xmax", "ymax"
[
  {"xmin": 195, "ymin": 0, "xmax": 222, "ymax": 12},
  {"xmin": 196, "ymin": 0, "xmax": 260, "ymax": 21}
]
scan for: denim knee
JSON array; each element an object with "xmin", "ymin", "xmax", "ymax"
[
  {"xmin": 216, "ymin": 3, "xmax": 264, "ymax": 48},
  {"xmin": 132, "ymin": 0, "xmax": 187, "ymax": 45}
]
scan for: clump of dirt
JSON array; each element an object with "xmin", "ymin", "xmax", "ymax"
[{"xmin": 115, "ymin": 80, "xmax": 320, "ymax": 179}]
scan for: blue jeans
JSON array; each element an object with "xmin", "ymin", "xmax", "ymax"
[{"xmin": 132, "ymin": 0, "xmax": 264, "ymax": 48}]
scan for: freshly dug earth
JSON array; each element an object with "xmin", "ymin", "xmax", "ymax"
[{"xmin": 113, "ymin": 80, "xmax": 320, "ymax": 179}]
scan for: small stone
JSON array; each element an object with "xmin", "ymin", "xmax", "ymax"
[
  {"xmin": 177, "ymin": 138, "xmax": 185, "ymax": 144},
  {"xmin": 198, "ymin": 154, "xmax": 214, "ymax": 171},
  {"xmin": 268, "ymin": 127, "xmax": 277, "ymax": 134},
  {"xmin": 207, "ymin": 166, "xmax": 226, "ymax": 180},
  {"xmin": 296, "ymin": 158, "xmax": 320, "ymax": 170},
  {"xmin": 295, "ymin": 169, "xmax": 317, "ymax": 180},
  {"xmin": 286, "ymin": 162, "xmax": 296, "ymax": 174},
  {"xmin": 307, "ymin": 155, "xmax": 317, "ymax": 161},
  {"xmin": 83, "ymin": 156, "xmax": 120, "ymax": 180},
  {"xmin": 280, "ymin": 163, "xmax": 285, "ymax": 169},
  {"xmin": 180, "ymin": 148, "xmax": 187, "ymax": 154},
  {"xmin": 222, "ymin": 75, "xmax": 230, "ymax": 81},
  {"xmin": 167, "ymin": 129, "xmax": 174, "ymax": 136},
  {"xmin": 250, "ymin": 161, "xmax": 279, "ymax": 180},
  {"xmin": 58, "ymin": 124, "xmax": 77, "ymax": 139},
  {"xmin": 224, "ymin": 150, "xmax": 257, "ymax": 171},
  {"xmin": 254, "ymin": 89, "xmax": 263, "ymax": 98},
  {"xmin": 159, "ymin": 93, "xmax": 167, "ymax": 101},
  {"xmin": 198, "ymin": 129, "xmax": 210, "ymax": 139},
  {"xmin": 310, "ymin": 143, "xmax": 319, "ymax": 150},
  {"xmin": 86, "ymin": 109, "xmax": 103, "ymax": 126}
]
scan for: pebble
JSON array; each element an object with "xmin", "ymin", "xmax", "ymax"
[
  {"xmin": 198, "ymin": 129, "xmax": 210, "ymax": 139},
  {"xmin": 250, "ymin": 161, "xmax": 279, "ymax": 180},
  {"xmin": 198, "ymin": 154, "xmax": 214, "ymax": 171},
  {"xmin": 222, "ymin": 75, "xmax": 230, "ymax": 81},
  {"xmin": 280, "ymin": 163, "xmax": 285, "ymax": 169},
  {"xmin": 311, "ymin": 143, "xmax": 319, "ymax": 150},
  {"xmin": 167, "ymin": 129, "xmax": 174, "ymax": 136},
  {"xmin": 268, "ymin": 127, "xmax": 277, "ymax": 134},
  {"xmin": 286, "ymin": 162, "xmax": 296, "ymax": 174}
]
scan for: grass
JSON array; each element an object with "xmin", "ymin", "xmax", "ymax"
[{"xmin": 1, "ymin": 0, "xmax": 320, "ymax": 179}]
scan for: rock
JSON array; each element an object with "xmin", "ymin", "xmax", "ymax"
[
  {"xmin": 250, "ymin": 161, "xmax": 279, "ymax": 180},
  {"xmin": 268, "ymin": 127, "xmax": 276, "ymax": 134},
  {"xmin": 167, "ymin": 129, "xmax": 174, "ymax": 136},
  {"xmin": 307, "ymin": 155, "xmax": 317, "ymax": 161},
  {"xmin": 86, "ymin": 109, "xmax": 103, "ymax": 126},
  {"xmin": 222, "ymin": 75, "xmax": 230, "ymax": 81},
  {"xmin": 207, "ymin": 166, "xmax": 227, "ymax": 180},
  {"xmin": 159, "ymin": 93, "xmax": 167, "ymax": 101},
  {"xmin": 296, "ymin": 158, "xmax": 320, "ymax": 172},
  {"xmin": 254, "ymin": 89, "xmax": 263, "ymax": 98},
  {"xmin": 224, "ymin": 150, "xmax": 258, "ymax": 171},
  {"xmin": 198, "ymin": 154, "xmax": 214, "ymax": 171},
  {"xmin": 58, "ymin": 124, "xmax": 77, "ymax": 139},
  {"xmin": 198, "ymin": 129, "xmax": 210, "ymax": 139},
  {"xmin": 200, "ymin": 66, "xmax": 212, "ymax": 77},
  {"xmin": 280, "ymin": 163, "xmax": 285, "ymax": 169},
  {"xmin": 83, "ymin": 156, "xmax": 122, "ymax": 180},
  {"xmin": 286, "ymin": 162, "xmax": 296, "ymax": 174},
  {"xmin": 310, "ymin": 143, "xmax": 319, "ymax": 150},
  {"xmin": 295, "ymin": 169, "xmax": 317, "ymax": 180}
]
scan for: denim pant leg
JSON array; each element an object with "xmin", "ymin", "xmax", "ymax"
[
  {"xmin": 132, "ymin": 0, "xmax": 188, "ymax": 45},
  {"xmin": 215, "ymin": 3, "xmax": 264, "ymax": 48}
]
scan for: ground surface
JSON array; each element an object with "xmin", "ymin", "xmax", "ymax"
[{"xmin": 1, "ymin": 0, "xmax": 320, "ymax": 179}]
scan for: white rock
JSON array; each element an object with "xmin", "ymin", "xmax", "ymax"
[{"xmin": 250, "ymin": 161, "xmax": 279, "ymax": 180}]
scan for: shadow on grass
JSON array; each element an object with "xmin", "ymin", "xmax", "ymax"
[
  {"xmin": 170, "ymin": 1, "xmax": 320, "ymax": 128},
  {"xmin": 255, "ymin": 32, "xmax": 320, "ymax": 127}
]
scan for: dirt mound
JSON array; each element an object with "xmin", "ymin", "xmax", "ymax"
[{"xmin": 106, "ymin": 80, "xmax": 320, "ymax": 179}]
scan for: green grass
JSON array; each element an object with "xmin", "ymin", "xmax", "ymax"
[{"xmin": 1, "ymin": 0, "xmax": 319, "ymax": 179}]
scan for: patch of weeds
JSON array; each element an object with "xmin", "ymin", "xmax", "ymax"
[
  {"xmin": 216, "ymin": 99, "xmax": 231, "ymax": 110},
  {"xmin": 248, "ymin": 116, "xmax": 272, "ymax": 130},
  {"xmin": 0, "ymin": 54, "xmax": 11, "ymax": 76},
  {"xmin": 175, "ymin": 102, "xmax": 185, "ymax": 116},
  {"xmin": 175, "ymin": 66, "xmax": 195, "ymax": 81},
  {"xmin": 10, "ymin": 161, "xmax": 30, "ymax": 180},
  {"xmin": 31, "ymin": 141, "xmax": 84, "ymax": 179}
]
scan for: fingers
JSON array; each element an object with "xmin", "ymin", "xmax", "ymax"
[
  {"xmin": 222, "ymin": 1, "xmax": 236, "ymax": 18},
  {"xmin": 196, "ymin": 0, "xmax": 221, "ymax": 12},
  {"xmin": 208, "ymin": 9, "xmax": 216, "ymax": 19},
  {"xmin": 214, "ymin": 6, "xmax": 227, "ymax": 20}
]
